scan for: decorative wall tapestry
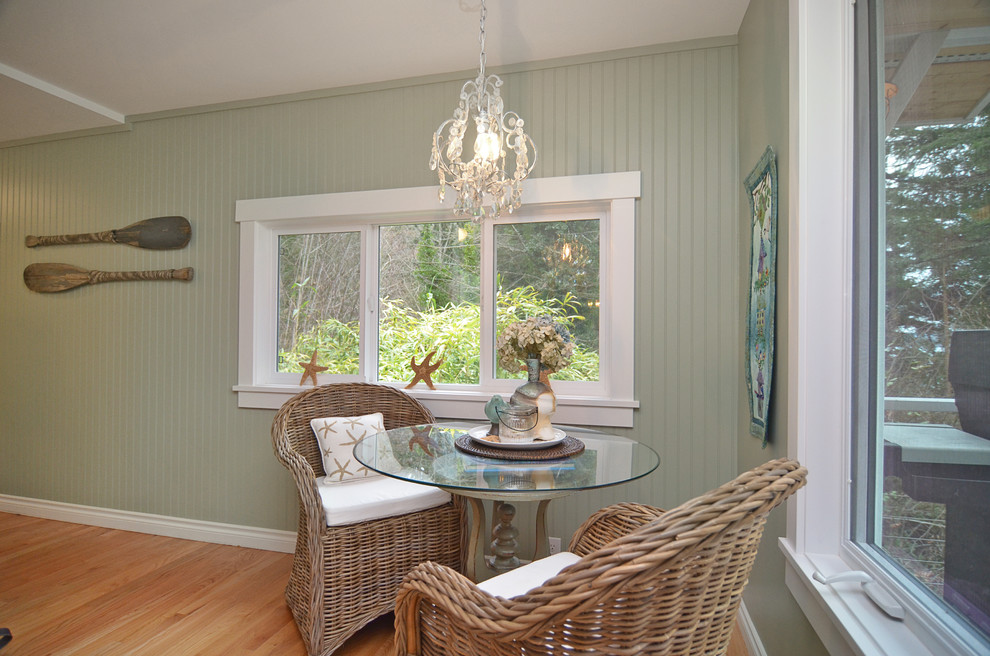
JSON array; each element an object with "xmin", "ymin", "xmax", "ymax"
[{"xmin": 744, "ymin": 146, "xmax": 777, "ymax": 446}]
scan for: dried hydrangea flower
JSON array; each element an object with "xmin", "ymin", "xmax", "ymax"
[{"xmin": 496, "ymin": 315, "xmax": 574, "ymax": 374}]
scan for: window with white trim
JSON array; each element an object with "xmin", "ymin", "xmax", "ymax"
[
  {"xmin": 782, "ymin": 1, "xmax": 989, "ymax": 655},
  {"xmin": 234, "ymin": 173, "xmax": 640, "ymax": 426},
  {"xmin": 854, "ymin": 0, "xmax": 990, "ymax": 647}
]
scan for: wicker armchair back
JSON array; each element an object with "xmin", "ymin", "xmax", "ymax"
[
  {"xmin": 394, "ymin": 458, "xmax": 806, "ymax": 656},
  {"xmin": 276, "ymin": 382, "xmax": 435, "ymax": 478}
]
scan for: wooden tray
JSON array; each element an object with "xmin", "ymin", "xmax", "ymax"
[{"xmin": 454, "ymin": 434, "xmax": 585, "ymax": 461}]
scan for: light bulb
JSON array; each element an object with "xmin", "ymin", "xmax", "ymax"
[{"xmin": 474, "ymin": 129, "xmax": 501, "ymax": 162}]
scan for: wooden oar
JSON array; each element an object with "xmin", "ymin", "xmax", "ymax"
[
  {"xmin": 24, "ymin": 263, "xmax": 194, "ymax": 293},
  {"xmin": 25, "ymin": 216, "xmax": 191, "ymax": 250}
]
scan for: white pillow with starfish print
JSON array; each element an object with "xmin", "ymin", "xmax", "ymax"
[{"xmin": 310, "ymin": 412, "xmax": 394, "ymax": 483}]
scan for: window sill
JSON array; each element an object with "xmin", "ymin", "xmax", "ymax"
[
  {"xmin": 233, "ymin": 383, "xmax": 638, "ymax": 427},
  {"xmin": 781, "ymin": 539, "xmax": 980, "ymax": 656}
]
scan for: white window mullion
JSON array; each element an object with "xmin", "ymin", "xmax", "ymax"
[
  {"xmin": 479, "ymin": 218, "xmax": 496, "ymax": 385},
  {"xmin": 236, "ymin": 220, "xmax": 266, "ymax": 389},
  {"xmin": 606, "ymin": 198, "xmax": 636, "ymax": 401},
  {"xmin": 362, "ymin": 223, "xmax": 379, "ymax": 382},
  {"xmin": 259, "ymin": 226, "xmax": 282, "ymax": 384}
]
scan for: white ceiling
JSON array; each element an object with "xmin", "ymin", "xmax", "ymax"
[{"xmin": 0, "ymin": 0, "xmax": 749, "ymax": 144}]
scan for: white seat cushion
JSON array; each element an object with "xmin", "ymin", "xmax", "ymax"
[
  {"xmin": 316, "ymin": 475, "xmax": 451, "ymax": 526},
  {"xmin": 477, "ymin": 551, "xmax": 583, "ymax": 598}
]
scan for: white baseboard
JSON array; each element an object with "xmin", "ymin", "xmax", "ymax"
[
  {"xmin": 738, "ymin": 600, "xmax": 769, "ymax": 656},
  {"xmin": 0, "ymin": 494, "xmax": 297, "ymax": 553}
]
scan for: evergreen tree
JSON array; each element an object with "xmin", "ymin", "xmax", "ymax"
[{"xmin": 884, "ymin": 111, "xmax": 990, "ymax": 399}]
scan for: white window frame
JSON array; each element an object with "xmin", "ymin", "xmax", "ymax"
[
  {"xmin": 234, "ymin": 172, "xmax": 641, "ymax": 426},
  {"xmin": 781, "ymin": 1, "xmax": 986, "ymax": 655}
]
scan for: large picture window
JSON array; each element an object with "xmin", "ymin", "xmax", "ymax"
[
  {"xmin": 854, "ymin": 0, "xmax": 990, "ymax": 646},
  {"xmin": 235, "ymin": 173, "xmax": 640, "ymax": 425}
]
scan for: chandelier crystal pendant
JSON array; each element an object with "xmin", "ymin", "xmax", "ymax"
[{"xmin": 430, "ymin": 0, "xmax": 537, "ymax": 222}]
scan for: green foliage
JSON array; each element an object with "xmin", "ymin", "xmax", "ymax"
[
  {"xmin": 495, "ymin": 219, "xmax": 601, "ymax": 350},
  {"xmin": 279, "ymin": 284, "xmax": 600, "ymax": 384},
  {"xmin": 276, "ymin": 232, "xmax": 362, "ymax": 364},
  {"xmin": 413, "ymin": 222, "xmax": 480, "ymax": 310},
  {"xmin": 279, "ymin": 317, "xmax": 359, "ymax": 375},
  {"xmin": 879, "ymin": 116, "xmax": 986, "ymax": 601},
  {"xmin": 377, "ymin": 297, "xmax": 482, "ymax": 384},
  {"xmin": 278, "ymin": 217, "xmax": 602, "ymax": 384},
  {"xmin": 494, "ymin": 285, "xmax": 597, "ymax": 380}
]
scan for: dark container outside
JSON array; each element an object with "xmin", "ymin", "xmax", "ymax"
[{"xmin": 948, "ymin": 330, "xmax": 990, "ymax": 439}]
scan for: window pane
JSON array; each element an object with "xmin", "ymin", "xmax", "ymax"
[
  {"xmin": 378, "ymin": 221, "xmax": 481, "ymax": 385},
  {"xmin": 494, "ymin": 219, "xmax": 601, "ymax": 381},
  {"xmin": 870, "ymin": 0, "xmax": 990, "ymax": 640},
  {"xmin": 277, "ymin": 232, "xmax": 361, "ymax": 374}
]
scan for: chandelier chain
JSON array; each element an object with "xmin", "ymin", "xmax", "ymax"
[{"xmin": 478, "ymin": 0, "xmax": 487, "ymax": 81}]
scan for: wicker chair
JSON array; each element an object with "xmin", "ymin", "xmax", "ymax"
[
  {"xmin": 394, "ymin": 458, "xmax": 807, "ymax": 656},
  {"xmin": 271, "ymin": 383, "xmax": 465, "ymax": 656}
]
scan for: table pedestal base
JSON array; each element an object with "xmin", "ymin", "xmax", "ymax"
[
  {"xmin": 488, "ymin": 502, "xmax": 521, "ymax": 571},
  {"xmin": 463, "ymin": 497, "xmax": 554, "ymax": 581}
]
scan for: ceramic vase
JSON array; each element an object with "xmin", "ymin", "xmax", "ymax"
[{"xmin": 509, "ymin": 357, "xmax": 557, "ymax": 441}]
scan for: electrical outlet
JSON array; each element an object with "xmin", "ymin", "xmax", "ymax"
[{"xmin": 548, "ymin": 536, "xmax": 562, "ymax": 555}]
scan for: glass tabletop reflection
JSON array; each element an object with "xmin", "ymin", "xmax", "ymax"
[{"xmin": 352, "ymin": 422, "xmax": 660, "ymax": 495}]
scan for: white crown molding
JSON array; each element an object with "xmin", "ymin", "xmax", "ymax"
[{"xmin": 0, "ymin": 62, "xmax": 125, "ymax": 124}]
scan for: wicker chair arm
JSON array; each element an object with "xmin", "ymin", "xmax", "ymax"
[
  {"xmin": 271, "ymin": 417, "xmax": 325, "ymax": 539},
  {"xmin": 568, "ymin": 502, "xmax": 666, "ymax": 555},
  {"xmin": 395, "ymin": 560, "xmax": 592, "ymax": 655}
]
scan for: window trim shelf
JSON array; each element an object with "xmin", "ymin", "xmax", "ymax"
[
  {"xmin": 232, "ymin": 383, "xmax": 639, "ymax": 426},
  {"xmin": 782, "ymin": 544, "xmax": 937, "ymax": 656},
  {"xmin": 783, "ymin": 539, "xmax": 988, "ymax": 656}
]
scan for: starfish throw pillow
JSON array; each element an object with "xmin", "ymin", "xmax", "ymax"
[{"xmin": 310, "ymin": 412, "xmax": 387, "ymax": 483}]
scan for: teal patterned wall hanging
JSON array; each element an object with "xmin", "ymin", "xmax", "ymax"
[{"xmin": 744, "ymin": 146, "xmax": 777, "ymax": 446}]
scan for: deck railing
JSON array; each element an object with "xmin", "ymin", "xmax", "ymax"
[{"xmin": 884, "ymin": 396, "xmax": 958, "ymax": 414}]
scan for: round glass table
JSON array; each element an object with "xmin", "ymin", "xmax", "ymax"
[{"xmin": 353, "ymin": 421, "xmax": 659, "ymax": 580}]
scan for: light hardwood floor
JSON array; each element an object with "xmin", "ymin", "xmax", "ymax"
[{"xmin": 0, "ymin": 512, "xmax": 749, "ymax": 655}]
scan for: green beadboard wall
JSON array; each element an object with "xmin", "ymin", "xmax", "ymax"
[
  {"xmin": 737, "ymin": 1, "xmax": 829, "ymax": 655},
  {"xmin": 0, "ymin": 39, "xmax": 739, "ymax": 537}
]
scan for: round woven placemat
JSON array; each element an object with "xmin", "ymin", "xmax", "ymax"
[{"xmin": 454, "ymin": 434, "xmax": 585, "ymax": 461}]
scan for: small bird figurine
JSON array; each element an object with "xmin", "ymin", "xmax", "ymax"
[{"xmin": 484, "ymin": 395, "xmax": 509, "ymax": 435}]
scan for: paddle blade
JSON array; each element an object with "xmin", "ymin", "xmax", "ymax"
[
  {"xmin": 113, "ymin": 216, "xmax": 191, "ymax": 250},
  {"xmin": 23, "ymin": 263, "xmax": 92, "ymax": 293}
]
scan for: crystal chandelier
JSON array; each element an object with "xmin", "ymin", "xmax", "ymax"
[{"xmin": 430, "ymin": 0, "xmax": 537, "ymax": 222}]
